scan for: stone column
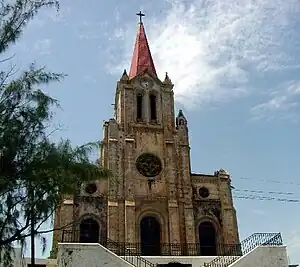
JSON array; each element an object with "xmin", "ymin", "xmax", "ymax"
[
  {"xmin": 125, "ymin": 201, "xmax": 136, "ymax": 245},
  {"xmin": 217, "ymin": 170, "xmax": 240, "ymax": 245},
  {"xmin": 168, "ymin": 201, "xmax": 181, "ymax": 243},
  {"xmin": 179, "ymin": 145, "xmax": 196, "ymax": 245},
  {"xmin": 184, "ymin": 204, "xmax": 196, "ymax": 243},
  {"xmin": 124, "ymin": 138, "xmax": 136, "ymax": 245},
  {"xmin": 107, "ymin": 201, "xmax": 119, "ymax": 242},
  {"xmin": 165, "ymin": 142, "xmax": 180, "ymax": 245}
]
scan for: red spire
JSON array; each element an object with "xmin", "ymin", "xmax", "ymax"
[{"xmin": 129, "ymin": 22, "xmax": 157, "ymax": 79}]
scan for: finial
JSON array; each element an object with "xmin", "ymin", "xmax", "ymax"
[
  {"xmin": 163, "ymin": 72, "xmax": 172, "ymax": 85},
  {"xmin": 136, "ymin": 11, "xmax": 145, "ymax": 24},
  {"xmin": 178, "ymin": 109, "xmax": 184, "ymax": 117},
  {"xmin": 120, "ymin": 69, "xmax": 129, "ymax": 81},
  {"xmin": 176, "ymin": 109, "xmax": 187, "ymax": 128},
  {"xmin": 219, "ymin": 169, "xmax": 229, "ymax": 175}
]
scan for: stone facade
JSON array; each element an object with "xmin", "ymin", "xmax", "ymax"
[
  {"xmin": 100, "ymin": 70, "xmax": 239, "ymax": 247},
  {"xmin": 51, "ymin": 21, "xmax": 240, "ymax": 257},
  {"xmin": 51, "ymin": 70, "xmax": 240, "ymax": 256}
]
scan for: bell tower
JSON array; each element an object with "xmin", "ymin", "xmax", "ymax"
[
  {"xmin": 50, "ymin": 11, "xmax": 239, "ymax": 258},
  {"xmin": 100, "ymin": 12, "xmax": 197, "ymax": 251},
  {"xmin": 114, "ymin": 17, "xmax": 175, "ymax": 138},
  {"xmin": 50, "ymin": 11, "xmax": 240, "ymax": 259}
]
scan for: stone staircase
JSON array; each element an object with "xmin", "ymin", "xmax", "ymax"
[
  {"xmin": 203, "ymin": 232, "xmax": 283, "ymax": 267},
  {"xmin": 105, "ymin": 238, "xmax": 157, "ymax": 267}
]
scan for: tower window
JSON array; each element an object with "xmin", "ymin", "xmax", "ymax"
[
  {"xmin": 149, "ymin": 94, "xmax": 157, "ymax": 121},
  {"xmin": 137, "ymin": 93, "xmax": 143, "ymax": 121}
]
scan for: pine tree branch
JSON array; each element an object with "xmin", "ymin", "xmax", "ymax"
[{"xmin": 0, "ymin": 53, "xmax": 16, "ymax": 63}]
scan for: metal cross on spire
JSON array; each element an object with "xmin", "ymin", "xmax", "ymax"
[{"xmin": 136, "ymin": 11, "xmax": 145, "ymax": 23}]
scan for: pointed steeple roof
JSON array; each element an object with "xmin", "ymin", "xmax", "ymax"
[{"xmin": 129, "ymin": 17, "xmax": 157, "ymax": 79}]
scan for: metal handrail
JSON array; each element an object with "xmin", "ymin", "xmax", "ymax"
[
  {"xmin": 105, "ymin": 238, "xmax": 157, "ymax": 267},
  {"xmin": 61, "ymin": 230, "xmax": 242, "ymax": 256},
  {"xmin": 204, "ymin": 232, "xmax": 283, "ymax": 267}
]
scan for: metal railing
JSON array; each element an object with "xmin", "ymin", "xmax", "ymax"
[
  {"xmin": 61, "ymin": 229, "xmax": 241, "ymax": 257},
  {"xmin": 105, "ymin": 238, "xmax": 156, "ymax": 267},
  {"xmin": 61, "ymin": 230, "xmax": 155, "ymax": 267},
  {"xmin": 204, "ymin": 232, "xmax": 283, "ymax": 267}
]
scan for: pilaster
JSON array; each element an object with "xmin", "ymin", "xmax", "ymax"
[
  {"xmin": 125, "ymin": 200, "xmax": 136, "ymax": 243},
  {"xmin": 168, "ymin": 200, "xmax": 181, "ymax": 243},
  {"xmin": 107, "ymin": 201, "xmax": 119, "ymax": 241},
  {"xmin": 184, "ymin": 203, "xmax": 196, "ymax": 243}
]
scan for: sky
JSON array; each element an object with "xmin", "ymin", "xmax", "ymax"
[{"xmin": 5, "ymin": 0, "xmax": 300, "ymax": 264}]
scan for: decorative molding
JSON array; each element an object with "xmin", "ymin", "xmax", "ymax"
[
  {"xmin": 168, "ymin": 200, "xmax": 178, "ymax": 208},
  {"xmin": 63, "ymin": 199, "xmax": 74, "ymax": 205},
  {"xmin": 108, "ymin": 201, "xmax": 118, "ymax": 207},
  {"xmin": 74, "ymin": 195, "xmax": 106, "ymax": 212},
  {"xmin": 192, "ymin": 177, "xmax": 218, "ymax": 184},
  {"xmin": 195, "ymin": 200, "xmax": 222, "ymax": 226},
  {"xmin": 125, "ymin": 200, "xmax": 136, "ymax": 206},
  {"xmin": 136, "ymin": 153, "xmax": 162, "ymax": 177}
]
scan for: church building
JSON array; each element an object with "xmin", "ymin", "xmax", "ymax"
[{"xmin": 51, "ymin": 13, "xmax": 240, "ymax": 258}]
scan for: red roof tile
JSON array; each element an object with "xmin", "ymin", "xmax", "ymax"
[{"xmin": 129, "ymin": 23, "xmax": 157, "ymax": 79}]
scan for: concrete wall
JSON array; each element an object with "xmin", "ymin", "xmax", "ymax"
[
  {"xmin": 57, "ymin": 243, "xmax": 134, "ymax": 267},
  {"xmin": 143, "ymin": 246, "xmax": 288, "ymax": 267},
  {"xmin": 56, "ymin": 243, "xmax": 289, "ymax": 267},
  {"xmin": 24, "ymin": 257, "xmax": 57, "ymax": 267},
  {"xmin": 230, "ymin": 246, "xmax": 289, "ymax": 267}
]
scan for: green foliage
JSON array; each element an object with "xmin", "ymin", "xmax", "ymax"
[
  {"xmin": 0, "ymin": 1, "xmax": 111, "ymax": 266},
  {"xmin": 0, "ymin": 0, "xmax": 59, "ymax": 54}
]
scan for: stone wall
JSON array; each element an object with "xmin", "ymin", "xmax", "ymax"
[
  {"xmin": 56, "ymin": 242, "xmax": 289, "ymax": 267},
  {"xmin": 57, "ymin": 243, "xmax": 134, "ymax": 267},
  {"xmin": 230, "ymin": 245, "xmax": 288, "ymax": 267},
  {"xmin": 52, "ymin": 70, "xmax": 240, "ymax": 255}
]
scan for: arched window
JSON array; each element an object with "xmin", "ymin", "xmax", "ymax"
[
  {"xmin": 140, "ymin": 216, "xmax": 161, "ymax": 255},
  {"xmin": 79, "ymin": 218, "xmax": 100, "ymax": 243},
  {"xmin": 199, "ymin": 221, "xmax": 217, "ymax": 256},
  {"xmin": 149, "ymin": 94, "xmax": 157, "ymax": 121},
  {"xmin": 137, "ymin": 93, "xmax": 143, "ymax": 121}
]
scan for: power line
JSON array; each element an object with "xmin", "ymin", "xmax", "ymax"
[
  {"xmin": 233, "ymin": 188, "xmax": 295, "ymax": 196},
  {"xmin": 159, "ymin": 180, "xmax": 300, "ymax": 199},
  {"xmin": 237, "ymin": 176, "xmax": 300, "ymax": 186},
  {"xmin": 233, "ymin": 194, "xmax": 300, "ymax": 203}
]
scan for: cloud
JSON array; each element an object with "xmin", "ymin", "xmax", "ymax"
[
  {"xmin": 33, "ymin": 39, "xmax": 52, "ymax": 55},
  {"xmin": 75, "ymin": 21, "xmax": 101, "ymax": 41},
  {"xmin": 107, "ymin": 0, "xmax": 300, "ymax": 109},
  {"xmin": 47, "ymin": 6, "xmax": 72, "ymax": 24},
  {"xmin": 251, "ymin": 81, "xmax": 300, "ymax": 122},
  {"xmin": 27, "ymin": 5, "xmax": 71, "ymax": 31}
]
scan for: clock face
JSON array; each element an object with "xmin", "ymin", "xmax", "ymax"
[
  {"xmin": 136, "ymin": 153, "xmax": 162, "ymax": 177},
  {"xmin": 140, "ymin": 78, "xmax": 152, "ymax": 89}
]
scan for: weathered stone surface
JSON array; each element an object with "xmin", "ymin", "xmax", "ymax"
[
  {"xmin": 57, "ymin": 243, "xmax": 134, "ymax": 267},
  {"xmin": 51, "ymin": 71, "xmax": 240, "ymax": 255}
]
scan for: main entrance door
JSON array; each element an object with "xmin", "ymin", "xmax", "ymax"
[
  {"xmin": 79, "ymin": 218, "xmax": 100, "ymax": 243},
  {"xmin": 199, "ymin": 221, "xmax": 217, "ymax": 256},
  {"xmin": 140, "ymin": 216, "xmax": 161, "ymax": 256}
]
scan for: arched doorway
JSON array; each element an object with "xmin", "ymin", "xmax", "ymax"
[
  {"xmin": 79, "ymin": 218, "xmax": 100, "ymax": 243},
  {"xmin": 199, "ymin": 221, "xmax": 217, "ymax": 256},
  {"xmin": 140, "ymin": 216, "xmax": 161, "ymax": 256}
]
